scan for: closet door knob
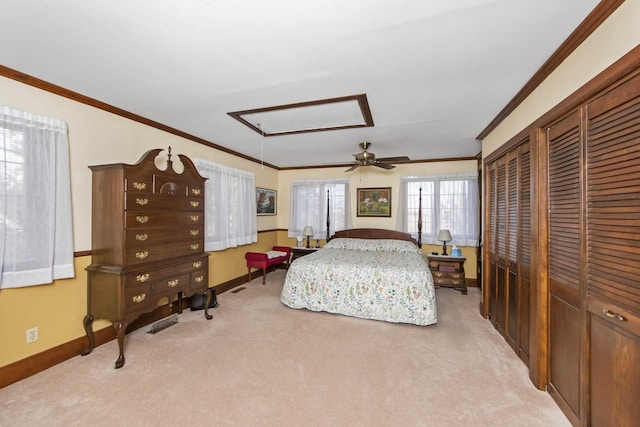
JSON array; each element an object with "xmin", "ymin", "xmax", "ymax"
[{"xmin": 603, "ymin": 309, "xmax": 626, "ymax": 322}]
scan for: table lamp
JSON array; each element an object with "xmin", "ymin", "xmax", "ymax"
[
  {"xmin": 303, "ymin": 226, "xmax": 314, "ymax": 248},
  {"xmin": 437, "ymin": 229, "xmax": 452, "ymax": 255}
]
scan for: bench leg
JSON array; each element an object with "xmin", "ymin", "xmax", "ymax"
[
  {"xmin": 247, "ymin": 267, "xmax": 252, "ymax": 283},
  {"xmin": 262, "ymin": 268, "xmax": 267, "ymax": 285}
]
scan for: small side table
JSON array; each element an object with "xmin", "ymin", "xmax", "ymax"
[
  {"xmin": 291, "ymin": 247, "xmax": 319, "ymax": 263},
  {"xmin": 427, "ymin": 255, "xmax": 467, "ymax": 295}
]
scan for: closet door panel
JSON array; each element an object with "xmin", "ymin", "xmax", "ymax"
[
  {"xmin": 506, "ymin": 154, "xmax": 518, "ymax": 349},
  {"xmin": 547, "ymin": 111, "xmax": 582, "ymax": 422},
  {"xmin": 518, "ymin": 142, "xmax": 531, "ymax": 363},
  {"xmin": 587, "ymin": 72, "xmax": 640, "ymax": 426},
  {"xmin": 486, "ymin": 163, "xmax": 498, "ymax": 323},
  {"xmin": 495, "ymin": 160, "xmax": 507, "ymax": 334}
]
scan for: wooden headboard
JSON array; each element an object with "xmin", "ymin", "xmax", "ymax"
[{"xmin": 330, "ymin": 228, "xmax": 417, "ymax": 245}]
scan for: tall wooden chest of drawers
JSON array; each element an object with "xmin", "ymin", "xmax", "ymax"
[
  {"xmin": 427, "ymin": 255, "xmax": 467, "ymax": 295},
  {"xmin": 81, "ymin": 148, "xmax": 212, "ymax": 368}
]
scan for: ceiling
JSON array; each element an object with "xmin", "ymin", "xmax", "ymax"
[{"xmin": 0, "ymin": 0, "xmax": 601, "ymax": 169}]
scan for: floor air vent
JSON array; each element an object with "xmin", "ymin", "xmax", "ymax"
[
  {"xmin": 231, "ymin": 287, "xmax": 246, "ymax": 294},
  {"xmin": 148, "ymin": 314, "xmax": 178, "ymax": 334}
]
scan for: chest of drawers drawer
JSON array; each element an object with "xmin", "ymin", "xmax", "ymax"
[
  {"xmin": 125, "ymin": 240, "xmax": 203, "ymax": 265},
  {"xmin": 125, "ymin": 211, "xmax": 203, "ymax": 228},
  {"xmin": 124, "ymin": 192, "xmax": 203, "ymax": 211},
  {"xmin": 125, "ymin": 226, "xmax": 204, "ymax": 247},
  {"xmin": 124, "ymin": 283, "xmax": 153, "ymax": 313},
  {"xmin": 152, "ymin": 273, "xmax": 191, "ymax": 296},
  {"xmin": 190, "ymin": 269, "xmax": 208, "ymax": 292}
]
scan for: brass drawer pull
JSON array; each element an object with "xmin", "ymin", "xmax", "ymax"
[
  {"xmin": 136, "ymin": 215, "xmax": 149, "ymax": 223},
  {"xmin": 136, "ymin": 198, "xmax": 149, "ymax": 206},
  {"xmin": 190, "ymin": 200, "xmax": 200, "ymax": 208},
  {"xmin": 136, "ymin": 273, "xmax": 149, "ymax": 282},
  {"xmin": 190, "ymin": 229, "xmax": 199, "ymax": 236},
  {"xmin": 192, "ymin": 261, "xmax": 202, "ymax": 268},
  {"xmin": 135, "ymin": 251, "xmax": 149, "ymax": 260},
  {"xmin": 132, "ymin": 293, "xmax": 146, "ymax": 303},
  {"xmin": 190, "ymin": 244, "xmax": 200, "ymax": 251},
  {"xmin": 135, "ymin": 233, "xmax": 148, "ymax": 241},
  {"xmin": 191, "ymin": 188, "xmax": 201, "ymax": 196},
  {"xmin": 190, "ymin": 215, "xmax": 200, "ymax": 222},
  {"xmin": 603, "ymin": 309, "xmax": 626, "ymax": 322},
  {"xmin": 133, "ymin": 182, "xmax": 147, "ymax": 190},
  {"xmin": 195, "ymin": 275, "xmax": 204, "ymax": 283},
  {"xmin": 168, "ymin": 279, "xmax": 179, "ymax": 287}
]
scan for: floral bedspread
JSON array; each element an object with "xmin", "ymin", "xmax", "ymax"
[{"xmin": 280, "ymin": 238, "xmax": 437, "ymax": 326}]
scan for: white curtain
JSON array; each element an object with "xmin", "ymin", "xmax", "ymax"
[
  {"xmin": 289, "ymin": 178, "xmax": 352, "ymax": 239},
  {"xmin": 194, "ymin": 158, "xmax": 257, "ymax": 251},
  {"xmin": 0, "ymin": 106, "xmax": 75, "ymax": 288},
  {"xmin": 398, "ymin": 173, "xmax": 479, "ymax": 246}
]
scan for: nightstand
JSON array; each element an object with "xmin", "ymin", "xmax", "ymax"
[
  {"xmin": 427, "ymin": 255, "xmax": 467, "ymax": 295},
  {"xmin": 290, "ymin": 247, "xmax": 319, "ymax": 263}
]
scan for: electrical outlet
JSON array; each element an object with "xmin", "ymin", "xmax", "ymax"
[{"xmin": 26, "ymin": 327, "xmax": 38, "ymax": 344}]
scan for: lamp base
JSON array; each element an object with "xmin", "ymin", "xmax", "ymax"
[
  {"xmin": 442, "ymin": 243, "xmax": 448, "ymax": 256},
  {"xmin": 306, "ymin": 236, "xmax": 311, "ymax": 249}
]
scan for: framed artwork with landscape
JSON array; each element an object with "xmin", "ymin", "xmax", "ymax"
[
  {"xmin": 357, "ymin": 187, "xmax": 391, "ymax": 217},
  {"xmin": 256, "ymin": 187, "xmax": 277, "ymax": 215}
]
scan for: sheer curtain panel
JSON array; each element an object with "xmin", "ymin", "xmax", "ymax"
[
  {"xmin": 194, "ymin": 158, "xmax": 257, "ymax": 251},
  {"xmin": 0, "ymin": 106, "xmax": 75, "ymax": 289},
  {"xmin": 289, "ymin": 179, "xmax": 351, "ymax": 239},
  {"xmin": 398, "ymin": 173, "xmax": 479, "ymax": 246}
]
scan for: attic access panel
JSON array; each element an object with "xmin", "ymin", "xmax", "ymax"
[{"xmin": 227, "ymin": 94, "xmax": 374, "ymax": 137}]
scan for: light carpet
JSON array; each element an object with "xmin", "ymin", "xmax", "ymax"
[{"xmin": 0, "ymin": 270, "xmax": 569, "ymax": 426}]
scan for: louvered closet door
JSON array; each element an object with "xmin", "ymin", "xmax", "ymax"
[
  {"xmin": 506, "ymin": 153, "xmax": 518, "ymax": 350},
  {"xmin": 518, "ymin": 142, "xmax": 531, "ymax": 364},
  {"xmin": 547, "ymin": 111, "xmax": 582, "ymax": 424},
  {"xmin": 495, "ymin": 158, "xmax": 507, "ymax": 335},
  {"xmin": 487, "ymin": 163, "xmax": 498, "ymax": 323},
  {"xmin": 586, "ymin": 73, "xmax": 640, "ymax": 427}
]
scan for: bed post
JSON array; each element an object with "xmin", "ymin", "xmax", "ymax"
[
  {"xmin": 326, "ymin": 189, "xmax": 331, "ymax": 242},
  {"xmin": 417, "ymin": 187, "xmax": 422, "ymax": 248}
]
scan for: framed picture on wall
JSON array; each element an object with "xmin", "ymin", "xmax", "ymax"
[
  {"xmin": 357, "ymin": 187, "xmax": 391, "ymax": 217},
  {"xmin": 257, "ymin": 187, "xmax": 277, "ymax": 215}
]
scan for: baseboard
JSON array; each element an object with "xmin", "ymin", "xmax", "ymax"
[{"xmin": 0, "ymin": 278, "xmax": 241, "ymax": 389}]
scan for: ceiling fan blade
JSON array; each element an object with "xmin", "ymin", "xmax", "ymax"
[
  {"xmin": 377, "ymin": 156, "xmax": 410, "ymax": 163},
  {"xmin": 373, "ymin": 162, "xmax": 395, "ymax": 170},
  {"xmin": 345, "ymin": 164, "xmax": 360, "ymax": 172}
]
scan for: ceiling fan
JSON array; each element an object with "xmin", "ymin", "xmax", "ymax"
[{"xmin": 345, "ymin": 142, "xmax": 410, "ymax": 172}]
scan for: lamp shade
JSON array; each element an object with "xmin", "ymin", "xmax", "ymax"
[
  {"xmin": 303, "ymin": 226, "xmax": 314, "ymax": 237},
  {"xmin": 437, "ymin": 229, "xmax": 452, "ymax": 242}
]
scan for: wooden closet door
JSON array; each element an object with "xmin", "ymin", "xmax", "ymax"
[
  {"xmin": 506, "ymin": 153, "xmax": 518, "ymax": 350},
  {"xmin": 486, "ymin": 163, "xmax": 498, "ymax": 323},
  {"xmin": 518, "ymin": 142, "xmax": 531, "ymax": 364},
  {"xmin": 586, "ymin": 73, "xmax": 640, "ymax": 427},
  {"xmin": 547, "ymin": 111, "xmax": 583, "ymax": 425},
  {"xmin": 495, "ymin": 159, "xmax": 507, "ymax": 335}
]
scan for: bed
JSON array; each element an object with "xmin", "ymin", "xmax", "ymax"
[{"xmin": 280, "ymin": 228, "xmax": 437, "ymax": 326}]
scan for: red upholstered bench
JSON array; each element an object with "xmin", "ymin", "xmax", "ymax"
[{"xmin": 245, "ymin": 246, "xmax": 291, "ymax": 284}]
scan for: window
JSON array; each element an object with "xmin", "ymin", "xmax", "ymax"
[
  {"xmin": 398, "ymin": 173, "xmax": 479, "ymax": 246},
  {"xmin": 0, "ymin": 106, "xmax": 75, "ymax": 289},
  {"xmin": 194, "ymin": 159, "xmax": 257, "ymax": 251},
  {"xmin": 289, "ymin": 179, "xmax": 352, "ymax": 239}
]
